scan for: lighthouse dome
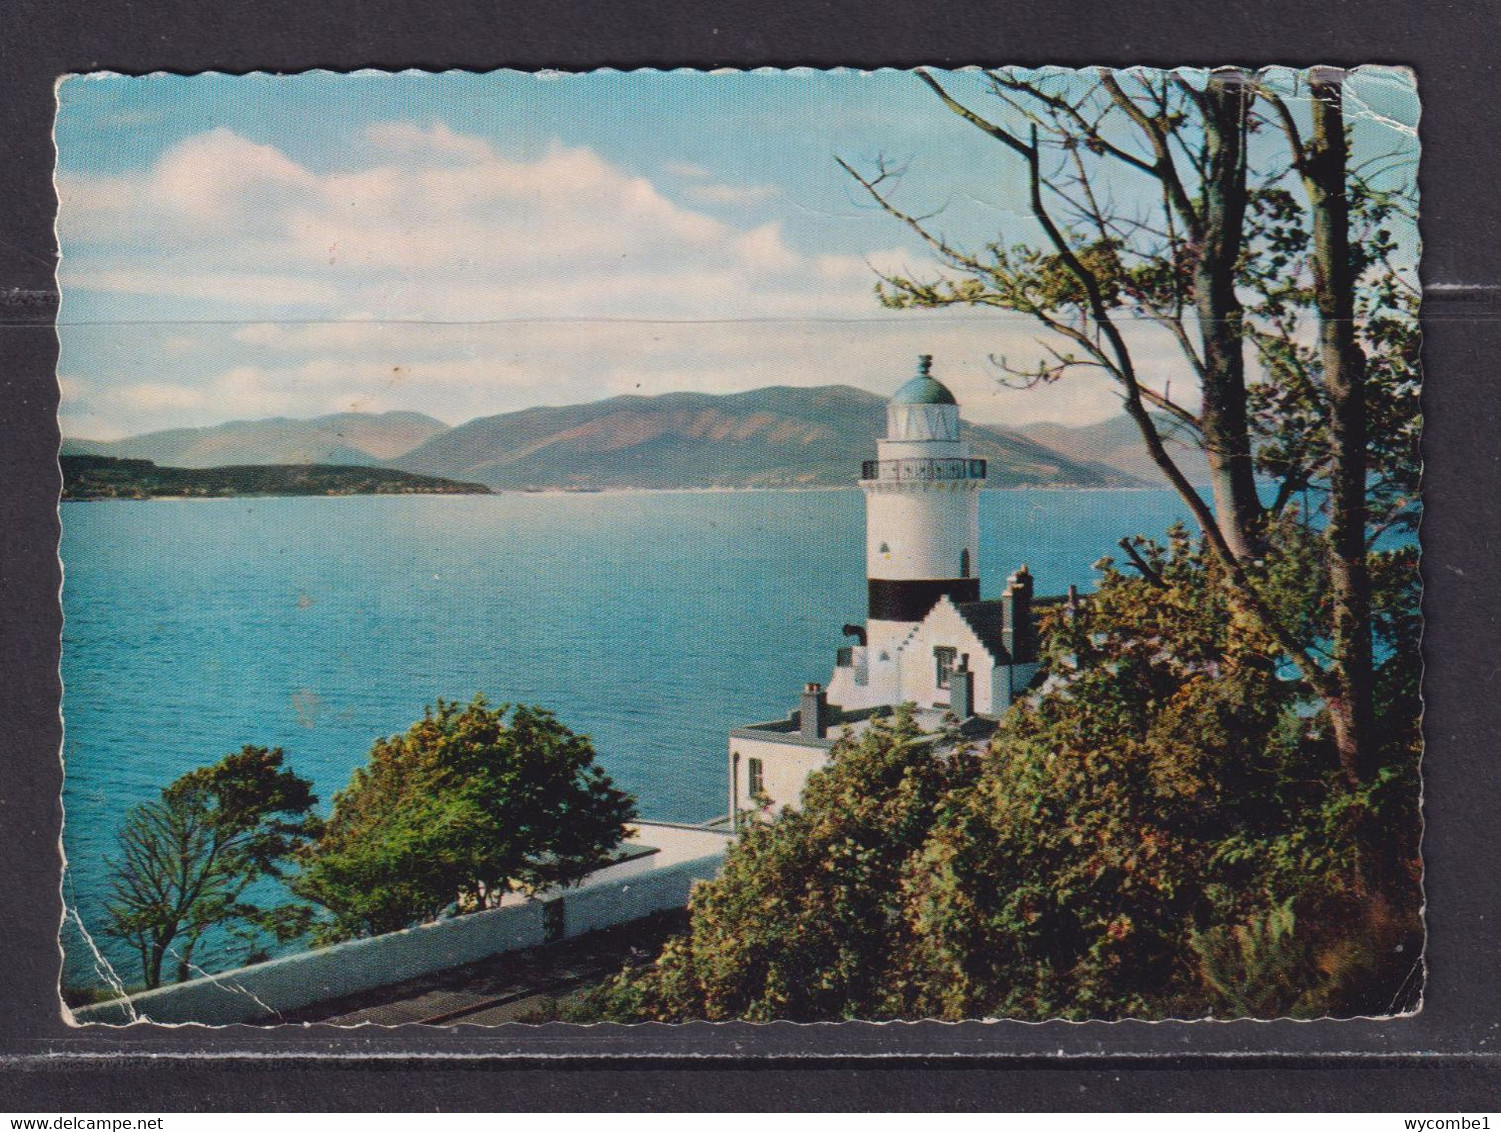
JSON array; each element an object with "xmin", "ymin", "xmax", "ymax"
[
  {"xmin": 886, "ymin": 356, "xmax": 960, "ymax": 441},
  {"xmin": 890, "ymin": 355, "xmax": 957, "ymax": 405}
]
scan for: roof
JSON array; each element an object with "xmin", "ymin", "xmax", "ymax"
[
  {"xmin": 954, "ymin": 599, "xmax": 1011, "ymax": 661},
  {"xmin": 739, "ymin": 706, "xmax": 996, "ymax": 747},
  {"xmin": 890, "ymin": 374, "xmax": 958, "ymax": 406},
  {"xmin": 890, "ymin": 355, "xmax": 958, "ymax": 405}
]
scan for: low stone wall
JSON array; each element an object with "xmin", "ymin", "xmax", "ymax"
[
  {"xmin": 73, "ymin": 848, "xmax": 726, "ymax": 1026},
  {"xmin": 562, "ymin": 855, "xmax": 705, "ymax": 939}
]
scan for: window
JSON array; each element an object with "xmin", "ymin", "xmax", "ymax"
[
  {"xmin": 935, "ymin": 646, "xmax": 958, "ymax": 689},
  {"xmin": 960, "ymin": 549, "xmax": 970, "ymax": 578},
  {"xmin": 747, "ymin": 757, "xmax": 765, "ymax": 798}
]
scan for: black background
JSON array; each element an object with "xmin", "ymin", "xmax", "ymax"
[{"xmin": 2, "ymin": 0, "xmax": 1498, "ymax": 1111}]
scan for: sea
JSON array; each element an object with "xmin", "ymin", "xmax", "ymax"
[{"xmin": 59, "ymin": 487, "xmax": 1194, "ymax": 988}]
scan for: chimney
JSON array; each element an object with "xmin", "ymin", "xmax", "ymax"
[
  {"xmin": 800, "ymin": 682, "xmax": 831, "ymax": 740},
  {"xmin": 950, "ymin": 658, "xmax": 975, "ymax": 720},
  {"xmin": 1001, "ymin": 564, "xmax": 1035, "ymax": 661}
]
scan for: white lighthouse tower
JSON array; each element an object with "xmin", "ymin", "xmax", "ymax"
[{"xmin": 830, "ymin": 355, "xmax": 986, "ymax": 707}]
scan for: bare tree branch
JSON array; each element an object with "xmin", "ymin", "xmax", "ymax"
[{"xmin": 1098, "ymin": 69, "xmax": 1203, "ymax": 239}]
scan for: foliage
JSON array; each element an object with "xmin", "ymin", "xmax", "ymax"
[
  {"xmin": 585, "ymin": 527, "xmax": 1422, "ymax": 1022},
  {"xmin": 893, "ymin": 526, "xmax": 1420, "ymax": 1021},
  {"xmin": 103, "ymin": 746, "xmax": 320, "ymax": 989},
  {"xmin": 583, "ymin": 705, "xmax": 987, "ymax": 1021},
  {"xmin": 294, "ymin": 696, "xmax": 637, "ymax": 942}
]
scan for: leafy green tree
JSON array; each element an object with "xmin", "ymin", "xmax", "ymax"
[
  {"xmin": 295, "ymin": 696, "xmax": 637, "ymax": 941},
  {"xmin": 585, "ymin": 705, "xmax": 986, "ymax": 1021},
  {"xmin": 891, "ymin": 524, "xmax": 1420, "ymax": 1021},
  {"xmin": 104, "ymin": 746, "xmax": 320, "ymax": 989}
]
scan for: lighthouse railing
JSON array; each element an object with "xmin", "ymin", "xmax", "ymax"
[{"xmin": 860, "ymin": 457, "xmax": 987, "ymax": 482}]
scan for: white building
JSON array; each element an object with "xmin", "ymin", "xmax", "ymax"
[{"xmin": 729, "ymin": 356, "xmax": 1060, "ymax": 820}]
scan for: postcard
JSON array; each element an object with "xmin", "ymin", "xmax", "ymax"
[{"xmin": 54, "ymin": 65, "xmax": 1422, "ymax": 1025}]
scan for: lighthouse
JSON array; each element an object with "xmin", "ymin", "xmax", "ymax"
[
  {"xmin": 859, "ymin": 354, "xmax": 986, "ymax": 700},
  {"xmin": 729, "ymin": 355, "xmax": 1050, "ymax": 821}
]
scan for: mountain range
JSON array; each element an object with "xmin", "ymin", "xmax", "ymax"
[
  {"xmin": 1015, "ymin": 414, "xmax": 1212, "ymax": 488},
  {"xmin": 64, "ymin": 387, "xmax": 1172, "ymax": 491},
  {"xmin": 387, "ymin": 385, "xmax": 1140, "ymax": 490}
]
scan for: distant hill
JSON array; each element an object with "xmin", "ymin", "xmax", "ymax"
[
  {"xmin": 62, "ymin": 411, "xmax": 450, "ymax": 468},
  {"xmin": 1017, "ymin": 413, "xmax": 1212, "ymax": 488},
  {"xmin": 389, "ymin": 385, "xmax": 1141, "ymax": 490},
  {"xmin": 61, "ymin": 455, "xmax": 491, "ymax": 501}
]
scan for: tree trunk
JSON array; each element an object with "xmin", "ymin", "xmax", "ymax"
[
  {"xmin": 1305, "ymin": 68, "xmax": 1374, "ymax": 784},
  {"xmin": 1195, "ymin": 71, "xmax": 1265, "ymax": 561},
  {"xmin": 137, "ymin": 941, "xmax": 156, "ymax": 991},
  {"xmin": 146, "ymin": 938, "xmax": 165, "ymax": 990},
  {"xmin": 176, "ymin": 939, "xmax": 195, "ymax": 984}
]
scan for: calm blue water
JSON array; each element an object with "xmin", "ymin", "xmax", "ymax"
[{"xmin": 60, "ymin": 488, "xmax": 1192, "ymax": 987}]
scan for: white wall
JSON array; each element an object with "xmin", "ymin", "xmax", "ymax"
[
  {"xmin": 826, "ymin": 659, "xmax": 862, "ymax": 710},
  {"xmin": 71, "ymin": 841, "xmax": 730, "ymax": 1027},
  {"xmin": 863, "ymin": 481, "xmax": 980, "ymax": 581},
  {"xmin": 729, "ymin": 733, "xmax": 831, "ymax": 818},
  {"xmin": 838, "ymin": 621, "xmax": 911, "ymax": 709},
  {"xmin": 894, "ymin": 597, "xmax": 998, "ymax": 713},
  {"xmin": 561, "ymin": 860, "xmax": 706, "ymax": 938},
  {"xmin": 991, "ymin": 661, "xmax": 1040, "ymax": 711}
]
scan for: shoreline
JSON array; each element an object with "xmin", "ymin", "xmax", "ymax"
[{"xmin": 59, "ymin": 482, "xmax": 1191, "ymax": 503}]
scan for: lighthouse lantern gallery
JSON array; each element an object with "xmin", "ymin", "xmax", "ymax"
[{"xmin": 728, "ymin": 356, "xmax": 1071, "ymax": 821}]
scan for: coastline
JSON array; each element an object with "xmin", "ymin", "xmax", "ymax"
[{"xmin": 59, "ymin": 482, "xmax": 1190, "ymax": 502}]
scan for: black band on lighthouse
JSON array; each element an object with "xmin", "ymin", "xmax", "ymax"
[{"xmin": 868, "ymin": 577, "xmax": 980, "ymax": 622}]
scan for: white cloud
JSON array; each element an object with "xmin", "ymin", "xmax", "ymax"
[
  {"xmin": 232, "ymin": 316, "xmax": 387, "ymax": 351},
  {"xmin": 56, "ymin": 123, "xmax": 900, "ymax": 322},
  {"xmin": 55, "ymin": 120, "xmax": 1206, "ymax": 437},
  {"xmin": 684, "ymin": 182, "xmax": 780, "ymax": 206},
  {"xmin": 114, "ymin": 381, "xmax": 208, "ymax": 410},
  {"xmin": 363, "ymin": 120, "xmax": 496, "ymax": 163},
  {"xmin": 57, "ymin": 375, "xmax": 89, "ymax": 401},
  {"xmin": 146, "ymin": 128, "xmax": 316, "ymax": 225},
  {"xmin": 74, "ymin": 269, "xmax": 340, "ymax": 306}
]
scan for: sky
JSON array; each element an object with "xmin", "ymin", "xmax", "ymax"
[{"xmin": 54, "ymin": 67, "xmax": 1420, "ymax": 440}]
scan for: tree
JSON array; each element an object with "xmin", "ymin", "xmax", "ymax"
[
  {"xmin": 891, "ymin": 525, "xmax": 1420, "ymax": 1021},
  {"xmin": 1272, "ymin": 70, "xmax": 1374, "ymax": 781},
  {"xmin": 841, "ymin": 65, "xmax": 1418, "ymax": 782},
  {"xmin": 294, "ymin": 695, "xmax": 637, "ymax": 941},
  {"xmin": 585, "ymin": 526, "xmax": 1422, "ymax": 1022},
  {"xmin": 842, "ymin": 68, "xmax": 1267, "ymax": 560},
  {"xmin": 104, "ymin": 746, "xmax": 320, "ymax": 989},
  {"xmin": 584, "ymin": 705, "xmax": 988, "ymax": 1021}
]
